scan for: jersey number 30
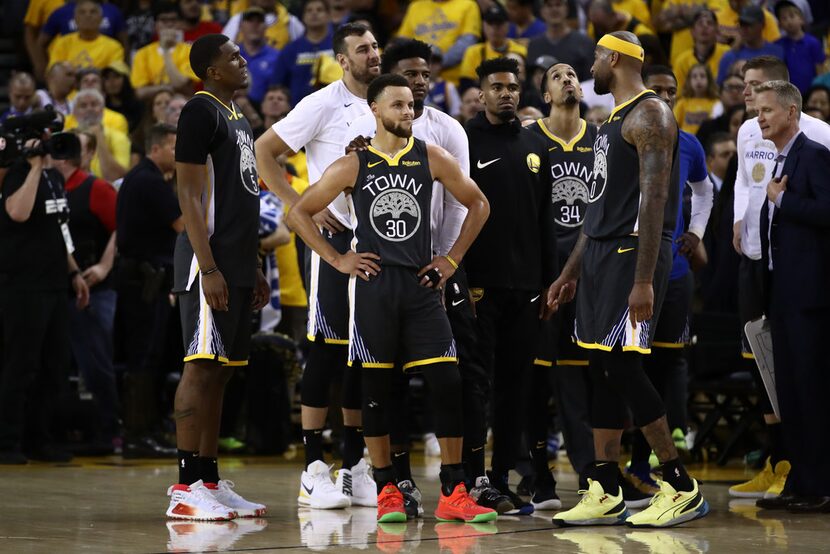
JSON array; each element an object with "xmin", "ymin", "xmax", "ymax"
[{"xmin": 386, "ymin": 220, "xmax": 408, "ymax": 238}]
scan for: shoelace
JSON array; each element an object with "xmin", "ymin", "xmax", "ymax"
[
  {"xmin": 313, "ymin": 467, "xmax": 342, "ymax": 494},
  {"xmin": 379, "ymin": 488, "xmax": 403, "ymax": 508},
  {"xmin": 191, "ymin": 485, "xmax": 230, "ymax": 512}
]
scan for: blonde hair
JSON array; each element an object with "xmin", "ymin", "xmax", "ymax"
[{"xmin": 754, "ymin": 80, "xmax": 803, "ymax": 115}]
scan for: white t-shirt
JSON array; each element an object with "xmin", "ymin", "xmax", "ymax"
[
  {"xmin": 734, "ymin": 112, "xmax": 830, "ymax": 259},
  {"xmin": 222, "ymin": 12, "xmax": 305, "ymax": 45},
  {"xmin": 271, "ymin": 80, "xmax": 372, "ymax": 228},
  {"xmin": 346, "ymin": 106, "xmax": 470, "ymax": 256}
]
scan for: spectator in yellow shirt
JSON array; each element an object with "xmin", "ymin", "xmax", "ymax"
[
  {"xmin": 459, "ymin": 4, "xmax": 527, "ymax": 90},
  {"xmin": 64, "ymin": 68, "xmax": 130, "ymax": 136},
  {"xmin": 24, "ymin": 0, "xmax": 65, "ymax": 81},
  {"xmin": 718, "ymin": 0, "xmax": 779, "ymax": 46},
  {"xmin": 653, "ymin": 0, "xmax": 728, "ymax": 67},
  {"xmin": 612, "ymin": 0, "xmax": 653, "ymax": 30},
  {"xmin": 674, "ymin": 9, "xmax": 731, "ymax": 92},
  {"xmin": 71, "ymin": 88, "xmax": 130, "ymax": 182},
  {"xmin": 131, "ymin": 2, "xmax": 199, "ymax": 101},
  {"xmin": 48, "ymin": 0, "xmax": 125, "ymax": 71},
  {"xmin": 397, "ymin": 0, "xmax": 482, "ymax": 84},
  {"xmin": 587, "ymin": 0, "xmax": 654, "ymax": 41},
  {"xmin": 674, "ymin": 63, "xmax": 719, "ymax": 134}
]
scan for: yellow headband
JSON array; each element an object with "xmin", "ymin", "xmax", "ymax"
[{"xmin": 597, "ymin": 35, "xmax": 644, "ymax": 62}]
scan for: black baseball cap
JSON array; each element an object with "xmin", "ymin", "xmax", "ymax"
[
  {"xmin": 738, "ymin": 5, "xmax": 765, "ymax": 26},
  {"xmin": 242, "ymin": 6, "xmax": 266, "ymax": 20},
  {"xmin": 482, "ymin": 3, "xmax": 509, "ymax": 24}
]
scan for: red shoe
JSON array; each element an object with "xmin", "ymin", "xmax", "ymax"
[
  {"xmin": 434, "ymin": 522, "xmax": 498, "ymax": 554},
  {"xmin": 435, "ymin": 483, "xmax": 498, "ymax": 522},
  {"xmin": 377, "ymin": 483, "xmax": 407, "ymax": 523},
  {"xmin": 376, "ymin": 522, "xmax": 407, "ymax": 553}
]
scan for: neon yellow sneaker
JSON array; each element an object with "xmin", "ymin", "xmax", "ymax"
[
  {"xmin": 551, "ymin": 479, "xmax": 629, "ymax": 527},
  {"xmin": 764, "ymin": 460, "xmax": 791, "ymax": 498},
  {"xmin": 625, "ymin": 479, "xmax": 709, "ymax": 528},
  {"xmin": 729, "ymin": 457, "xmax": 775, "ymax": 498}
]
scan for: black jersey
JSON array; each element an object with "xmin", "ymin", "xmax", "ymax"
[
  {"xmin": 584, "ymin": 91, "xmax": 679, "ymax": 241},
  {"xmin": 174, "ymin": 91, "xmax": 260, "ymax": 288},
  {"xmin": 530, "ymin": 118, "xmax": 597, "ymax": 257},
  {"xmin": 351, "ymin": 137, "xmax": 434, "ymax": 269}
]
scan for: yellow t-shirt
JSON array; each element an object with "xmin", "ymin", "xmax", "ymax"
[
  {"xmin": 90, "ymin": 128, "xmax": 131, "ymax": 179},
  {"xmin": 398, "ymin": 0, "xmax": 482, "ymax": 83},
  {"xmin": 718, "ymin": 6, "xmax": 780, "ymax": 46},
  {"xmin": 660, "ymin": 0, "xmax": 729, "ymax": 68},
  {"xmin": 588, "ymin": 11, "xmax": 655, "ymax": 41},
  {"xmin": 212, "ymin": 0, "xmax": 248, "ymax": 17},
  {"xmin": 613, "ymin": 0, "xmax": 653, "ymax": 30},
  {"xmin": 287, "ymin": 151, "xmax": 308, "ymax": 184},
  {"xmin": 674, "ymin": 43, "xmax": 730, "ymax": 92},
  {"xmin": 48, "ymin": 32, "xmax": 125, "ymax": 70},
  {"xmin": 130, "ymin": 42, "xmax": 199, "ymax": 89},
  {"xmin": 459, "ymin": 40, "xmax": 528, "ymax": 82},
  {"xmin": 275, "ymin": 173, "xmax": 309, "ymax": 307},
  {"xmin": 24, "ymin": 0, "xmax": 64, "ymax": 28},
  {"xmin": 64, "ymin": 108, "xmax": 129, "ymax": 136},
  {"xmin": 674, "ymin": 96, "xmax": 718, "ymax": 134}
]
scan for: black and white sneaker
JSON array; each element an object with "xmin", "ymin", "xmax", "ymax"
[
  {"xmin": 619, "ymin": 468, "xmax": 653, "ymax": 509},
  {"xmin": 397, "ymin": 480, "xmax": 423, "ymax": 518},
  {"xmin": 486, "ymin": 471, "xmax": 535, "ymax": 515},
  {"xmin": 531, "ymin": 470, "xmax": 562, "ymax": 510},
  {"xmin": 469, "ymin": 476, "xmax": 514, "ymax": 515}
]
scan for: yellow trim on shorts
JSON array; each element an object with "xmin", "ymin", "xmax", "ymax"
[
  {"xmin": 577, "ymin": 341, "xmax": 651, "ymax": 354},
  {"xmin": 307, "ymin": 333, "xmax": 349, "ymax": 345},
  {"xmin": 652, "ymin": 341, "xmax": 686, "ymax": 349},
  {"xmin": 534, "ymin": 358, "xmax": 554, "ymax": 367},
  {"xmin": 225, "ymin": 360, "xmax": 249, "ymax": 367},
  {"xmin": 347, "ymin": 361, "xmax": 395, "ymax": 368},
  {"xmin": 622, "ymin": 345, "xmax": 651, "ymax": 354},
  {"xmin": 403, "ymin": 356, "xmax": 458, "ymax": 370},
  {"xmin": 557, "ymin": 359, "xmax": 590, "ymax": 366},
  {"xmin": 742, "ymin": 351, "xmax": 755, "ymax": 360},
  {"xmin": 184, "ymin": 353, "xmax": 229, "ymax": 364}
]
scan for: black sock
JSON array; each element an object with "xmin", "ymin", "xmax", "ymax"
[
  {"xmin": 303, "ymin": 429, "xmax": 324, "ymax": 467},
  {"xmin": 594, "ymin": 461, "xmax": 620, "ymax": 493},
  {"xmin": 177, "ymin": 450, "xmax": 200, "ymax": 485},
  {"xmin": 200, "ymin": 456, "xmax": 220, "ymax": 484},
  {"xmin": 341, "ymin": 426, "xmax": 365, "ymax": 469},
  {"xmin": 391, "ymin": 449, "xmax": 413, "ymax": 484},
  {"xmin": 463, "ymin": 445, "xmax": 486, "ymax": 485},
  {"xmin": 440, "ymin": 463, "xmax": 466, "ymax": 496},
  {"xmin": 373, "ymin": 465, "xmax": 396, "ymax": 495},
  {"xmin": 661, "ymin": 458, "xmax": 693, "ymax": 492},
  {"xmin": 630, "ymin": 430, "xmax": 651, "ymax": 467},
  {"xmin": 530, "ymin": 439, "xmax": 549, "ymax": 476},
  {"xmin": 767, "ymin": 423, "xmax": 785, "ymax": 465}
]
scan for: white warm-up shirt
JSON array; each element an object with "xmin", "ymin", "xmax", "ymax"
[
  {"xmin": 346, "ymin": 106, "xmax": 470, "ymax": 256},
  {"xmin": 271, "ymin": 80, "xmax": 372, "ymax": 229}
]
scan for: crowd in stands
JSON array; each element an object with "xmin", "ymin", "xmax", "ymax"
[{"xmin": 2, "ymin": 0, "xmax": 830, "ymax": 460}]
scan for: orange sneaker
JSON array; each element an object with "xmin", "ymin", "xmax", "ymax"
[
  {"xmin": 435, "ymin": 483, "xmax": 498, "ymax": 523},
  {"xmin": 434, "ymin": 522, "xmax": 498, "ymax": 554},
  {"xmin": 377, "ymin": 483, "xmax": 407, "ymax": 523}
]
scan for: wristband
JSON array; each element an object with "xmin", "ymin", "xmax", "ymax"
[
  {"xmin": 202, "ymin": 266, "xmax": 219, "ymax": 276},
  {"xmin": 444, "ymin": 255, "xmax": 459, "ymax": 270}
]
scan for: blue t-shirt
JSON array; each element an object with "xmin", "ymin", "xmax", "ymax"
[
  {"xmin": 42, "ymin": 2, "xmax": 125, "ymax": 39},
  {"xmin": 670, "ymin": 130, "xmax": 708, "ymax": 281},
  {"xmin": 717, "ymin": 42, "xmax": 784, "ymax": 85},
  {"xmin": 240, "ymin": 43, "xmax": 281, "ymax": 104},
  {"xmin": 273, "ymin": 31, "xmax": 334, "ymax": 106},
  {"xmin": 508, "ymin": 18, "xmax": 546, "ymax": 40},
  {"xmin": 775, "ymin": 34, "xmax": 825, "ymax": 95}
]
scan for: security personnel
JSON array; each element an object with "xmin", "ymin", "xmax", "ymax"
[{"xmin": 464, "ymin": 57, "xmax": 556, "ymax": 515}]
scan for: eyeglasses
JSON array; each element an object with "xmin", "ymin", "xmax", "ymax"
[{"xmin": 723, "ymin": 84, "xmax": 744, "ymax": 92}]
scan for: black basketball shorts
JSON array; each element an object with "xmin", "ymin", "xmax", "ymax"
[
  {"xmin": 179, "ymin": 282, "xmax": 253, "ymax": 367},
  {"xmin": 652, "ymin": 271, "xmax": 694, "ymax": 349},
  {"xmin": 306, "ymin": 229, "xmax": 353, "ymax": 345},
  {"xmin": 348, "ymin": 266, "xmax": 457, "ymax": 371},
  {"xmin": 575, "ymin": 236, "xmax": 671, "ymax": 354},
  {"xmin": 534, "ymin": 299, "xmax": 588, "ymax": 367}
]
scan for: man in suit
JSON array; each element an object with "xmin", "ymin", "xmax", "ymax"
[{"xmin": 758, "ymin": 80, "xmax": 830, "ymax": 512}]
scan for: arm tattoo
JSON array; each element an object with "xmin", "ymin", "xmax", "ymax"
[{"xmin": 623, "ymin": 98, "xmax": 677, "ymax": 283}]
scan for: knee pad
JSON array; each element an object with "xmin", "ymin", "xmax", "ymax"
[
  {"xmin": 422, "ymin": 363, "xmax": 463, "ymax": 438},
  {"xmin": 300, "ymin": 341, "xmax": 347, "ymax": 408},
  {"xmin": 388, "ymin": 371, "xmax": 410, "ymax": 445},
  {"xmin": 341, "ymin": 363, "xmax": 363, "ymax": 411},
  {"xmin": 361, "ymin": 367, "xmax": 392, "ymax": 438}
]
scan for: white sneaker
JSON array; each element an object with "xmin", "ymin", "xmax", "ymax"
[
  {"xmin": 336, "ymin": 459, "xmax": 378, "ymax": 507},
  {"xmin": 206, "ymin": 479, "xmax": 267, "ymax": 517},
  {"xmin": 298, "ymin": 508, "xmax": 352, "ymax": 550},
  {"xmin": 166, "ymin": 480, "xmax": 237, "ymax": 520},
  {"xmin": 423, "ymin": 433, "xmax": 441, "ymax": 457},
  {"xmin": 165, "ymin": 521, "xmax": 239, "ymax": 552},
  {"xmin": 298, "ymin": 460, "xmax": 351, "ymax": 509}
]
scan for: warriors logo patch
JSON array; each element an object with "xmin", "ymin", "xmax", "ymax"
[
  {"xmin": 526, "ymin": 153, "xmax": 541, "ymax": 173},
  {"xmin": 370, "ymin": 189, "xmax": 422, "ymax": 242},
  {"xmin": 237, "ymin": 129, "xmax": 259, "ymax": 195}
]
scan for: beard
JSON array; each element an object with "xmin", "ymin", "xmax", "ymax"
[
  {"xmin": 496, "ymin": 107, "xmax": 516, "ymax": 122},
  {"xmin": 563, "ymin": 92, "xmax": 579, "ymax": 106},
  {"xmin": 349, "ymin": 60, "xmax": 378, "ymax": 85},
  {"xmin": 381, "ymin": 116, "xmax": 412, "ymax": 138},
  {"xmin": 593, "ymin": 72, "xmax": 611, "ymax": 95},
  {"xmin": 413, "ymin": 98, "xmax": 424, "ymax": 112}
]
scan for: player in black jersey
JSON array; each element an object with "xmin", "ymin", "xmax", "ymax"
[
  {"xmin": 546, "ymin": 32, "xmax": 709, "ymax": 528},
  {"xmin": 287, "ymin": 75, "xmax": 494, "ymax": 524},
  {"xmin": 166, "ymin": 34, "xmax": 269, "ymax": 521},
  {"xmin": 524, "ymin": 62, "xmax": 597, "ymax": 509}
]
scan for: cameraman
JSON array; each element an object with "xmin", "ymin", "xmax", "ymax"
[{"xmin": 0, "ymin": 137, "xmax": 89, "ymax": 464}]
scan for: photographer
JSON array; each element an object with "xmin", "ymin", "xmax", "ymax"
[{"xmin": 0, "ymin": 136, "xmax": 89, "ymax": 464}]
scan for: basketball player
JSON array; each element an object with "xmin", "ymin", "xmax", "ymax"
[
  {"xmin": 166, "ymin": 34, "xmax": 268, "ymax": 520},
  {"xmin": 546, "ymin": 32, "xmax": 709, "ymax": 527},
  {"xmin": 524, "ymin": 62, "xmax": 597, "ymax": 510},
  {"xmin": 627, "ymin": 65, "xmax": 714, "ymax": 497},
  {"xmin": 286, "ymin": 74, "xmax": 495, "ymax": 523},
  {"xmin": 346, "ymin": 39, "xmax": 513, "ymax": 516},
  {"xmin": 730, "ymin": 56, "xmax": 830, "ymax": 502},
  {"xmin": 254, "ymin": 23, "xmax": 380, "ymax": 510}
]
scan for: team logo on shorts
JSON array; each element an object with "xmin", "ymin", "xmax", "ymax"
[
  {"xmin": 589, "ymin": 133, "xmax": 609, "ymax": 202},
  {"xmin": 370, "ymin": 189, "xmax": 421, "ymax": 242},
  {"xmin": 236, "ymin": 129, "xmax": 259, "ymax": 195},
  {"xmin": 552, "ymin": 176, "xmax": 589, "ymax": 228},
  {"xmin": 526, "ymin": 153, "xmax": 541, "ymax": 173}
]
